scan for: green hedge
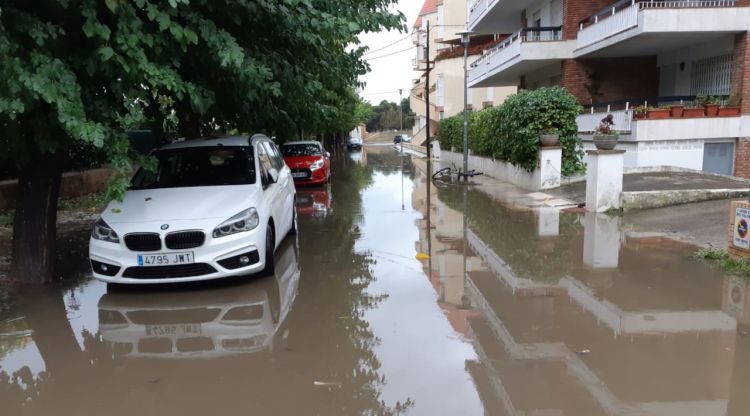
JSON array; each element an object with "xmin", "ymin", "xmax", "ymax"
[{"xmin": 437, "ymin": 87, "xmax": 584, "ymax": 175}]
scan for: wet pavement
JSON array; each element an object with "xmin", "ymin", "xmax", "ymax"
[{"xmin": 2, "ymin": 145, "xmax": 750, "ymax": 415}]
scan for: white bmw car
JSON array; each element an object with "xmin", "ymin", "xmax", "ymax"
[{"xmin": 89, "ymin": 134, "xmax": 296, "ymax": 284}]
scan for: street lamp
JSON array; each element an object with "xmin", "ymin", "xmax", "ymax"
[{"xmin": 457, "ymin": 31, "xmax": 473, "ymax": 180}]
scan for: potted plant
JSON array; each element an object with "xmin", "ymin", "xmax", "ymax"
[
  {"xmin": 683, "ymin": 100, "xmax": 705, "ymax": 117},
  {"xmin": 718, "ymin": 93, "xmax": 741, "ymax": 117},
  {"xmin": 697, "ymin": 94, "xmax": 720, "ymax": 117},
  {"xmin": 632, "ymin": 105, "xmax": 647, "ymax": 120},
  {"xmin": 593, "ymin": 114, "xmax": 618, "ymax": 151},
  {"xmin": 647, "ymin": 105, "xmax": 670, "ymax": 119},
  {"xmin": 669, "ymin": 103, "xmax": 684, "ymax": 118},
  {"xmin": 540, "ymin": 127, "xmax": 560, "ymax": 147}
]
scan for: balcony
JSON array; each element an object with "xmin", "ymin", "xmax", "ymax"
[
  {"xmin": 468, "ymin": 27, "xmax": 573, "ymax": 88},
  {"xmin": 468, "ymin": 0, "xmax": 539, "ymax": 34},
  {"xmin": 575, "ymin": 0, "xmax": 750, "ymax": 57}
]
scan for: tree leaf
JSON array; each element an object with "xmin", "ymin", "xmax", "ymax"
[{"xmin": 98, "ymin": 46, "xmax": 114, "ymax": 61}]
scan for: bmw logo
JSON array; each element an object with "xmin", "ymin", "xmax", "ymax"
[{"xmin": 160, "ymin": 224, "xmax": 170, "ymax": 230}]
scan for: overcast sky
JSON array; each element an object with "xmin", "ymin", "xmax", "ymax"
[{"xmin": 358, "ymin": 1, "xmax": 423, "ymax": 105}]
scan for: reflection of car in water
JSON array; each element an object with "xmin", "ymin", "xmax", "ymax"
[
  {"xmin": 295, "ymin": 188, "xmax": 332, "ymax": 218},
  {"xmin": 97, "ymin": 239, "xmax": 300, "ymax": 358}
]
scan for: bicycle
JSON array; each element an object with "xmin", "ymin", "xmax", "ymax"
[{"xmin": 431, "ymin": 165, "xmax": 483, "ymax": 185}]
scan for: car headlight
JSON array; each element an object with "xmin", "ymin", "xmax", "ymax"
[
  {"xmin": 310, "ymin": 159, "xmax": 324, "ymax": 170},
  {"xmin": 92, "ymin": 218, "xmax": 119, "ymax": 243},
  {"xmin": 213, "ymin": 208, "xmax": 260, "ymax": 238}
]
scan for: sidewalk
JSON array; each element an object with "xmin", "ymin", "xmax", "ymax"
[{"xmin": 549, "ymin": 170, "xmax": 750, "ymax": 208}]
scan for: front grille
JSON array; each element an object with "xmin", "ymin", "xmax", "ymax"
[
  {"xmin": 291, "ymin": 168, "xmax": 311, "ymax": 179},
  {"xmin": 128, "ymin": 308, "xmax": 222, "ymax": 325},
  {"xmin": 165, "ymin": 231, "xmax": 205, "ymax": 249},
  {"xmin": 124, "ymin": 233, "xmax": 162, "ymax": 252},
  {"xmin": 217, "ymin": 250, "xmax": 260, "ymax": 270},
  {"xmin": 176, "ymin": 337, "xmax": 214, "ymax": 353},
  {"xmin": 122, "ymin": 263, "xmax": 217, "ymax": 279}
]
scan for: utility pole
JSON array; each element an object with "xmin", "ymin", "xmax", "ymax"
[
  {"xmin": 424, "ymin": 20, "xmax": 432, "ymax": 160},
  {"xmin": 458, "ymin": 31, "xmax": 473, "ymax": 180},
  {"xmin": 398, "ymin": 88, "xmax": 403, "ymax": 132}
]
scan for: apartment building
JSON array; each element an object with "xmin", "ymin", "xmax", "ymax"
[
  {"xmin": 468, "ymin": 0, "xmax": 750, "ymax": 178},
  {"xmin": 411, "ymin": 0, "xmax": 516, "ymax": 146}
]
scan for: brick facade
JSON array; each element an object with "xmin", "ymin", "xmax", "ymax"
[
  {"xmin": 561, "ymin": 57, "xmax": 659, "ymax": 104},
  {"xmin": 731, "ymin": 33, "xmax": 750, "ymax": 114},
  {"xmin": 562, "ymin": 0, "xmax": 613, "ymax": 41},
  {"xmin": 736, "ymin": 138, "xmax": 750, "ymax": 179}
]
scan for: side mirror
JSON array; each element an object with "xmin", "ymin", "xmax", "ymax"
[
  {"xmin": 326, "ymin": 152, "xmax": 331, "ymax": 158},
  {"xmin": 268, "ymin": 168, "xmax": 279, "ymax": 184}
]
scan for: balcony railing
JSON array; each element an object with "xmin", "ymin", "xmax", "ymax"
[
  {"xmin": 469, "ymin": 0, "xmax": 495, "ymax": 29},
  {"xmin": 470, "ymin": 26, "xmax": 563, "ymax": 69},
  {"xmin": 577, "ymin": 109, "xmax": 634, "ymax": 133},
  {"xmin": 578, "ymin": 0, "xmax": 738, "ymax": 49},
  {"xmin": 576, "ymin": 94, "xmax": 733, "ymax": 132}
]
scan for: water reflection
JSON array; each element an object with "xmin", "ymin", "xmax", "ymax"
[
  {"xmin": 420, "ymin": 163, "xmax": 750, "ymax": 415},
  {"xmin": 97, "ymin": 240, "xmax": 300, "ymax": 358},
  {"xmin": 295, "ymin": 187, "xmax": 332, "ymax": 219}
]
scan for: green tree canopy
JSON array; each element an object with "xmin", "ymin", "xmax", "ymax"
[{"xmin": 0, "ymin": 0, "xmax": 404, "ymax": 282}]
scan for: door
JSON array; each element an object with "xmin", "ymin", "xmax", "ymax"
[
  {"xmin": 266, "ymin": 140, "xmax": 294, "ymax": 233},
  {"xmin": 257, "ymin": 142, "xmax": 284, "ymax": 246},
  {"xmin": 703, "ymin": 142, "xmax": 735, "ymax": 175}
]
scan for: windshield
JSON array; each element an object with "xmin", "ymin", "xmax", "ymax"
[
  {"xmin": 281, "ymin": 144, "xmax": 322, "ymax": 157},
  {"xmin": 130, "ymin": 146, "xmax": 256, "ymax": 189}
]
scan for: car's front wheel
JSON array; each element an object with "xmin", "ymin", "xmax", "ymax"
[{"xmin": 261, "ymin": 226, "xmax": 275, "ymax": 276}]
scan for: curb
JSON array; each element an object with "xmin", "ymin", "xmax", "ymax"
[{"xmin": 621, "ymin": 188, "xmax": 750, "ymax": 211}]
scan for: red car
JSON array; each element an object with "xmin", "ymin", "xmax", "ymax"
[{"xmin": 280, "ymin": 141, "xmax": 330, "ymax": 186}]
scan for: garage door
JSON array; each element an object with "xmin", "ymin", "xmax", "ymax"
[{"xmin": 703, "ymin": 142, "xmax": 735, "ymax": 176}]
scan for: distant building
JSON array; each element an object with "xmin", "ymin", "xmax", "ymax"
[{"xmin": 410, "ymin": 0, "xmax": 516, "ymax": 147}]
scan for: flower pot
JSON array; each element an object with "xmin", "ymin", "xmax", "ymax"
[
  {"xmin": 669, "ymin": 105, "xmax": 684, "ymax": 118},
  {"xmin": 718, "ymin": 107, "xmax": 741, "ymax": 117},
  {"xmin": 540, "ymin": 134, "xmax": 559, "ymax": 147},
  {"xmin": 593, "ymin": 134, "xmax": 618, "ymax": 151},
  {"xmin": 683, "ymin": 107, "xmax": 705, "ymax": 117},
  {"xmin": 704, "ymin": 103, "xmax": 719, "ymax": 117},
  {"xmin": 647, "ymin": 108, "xmax": 670, "ymax": 119},
  {"xmin": 633, "ymin": 112, "xmax": 647, "ymax": 120}
]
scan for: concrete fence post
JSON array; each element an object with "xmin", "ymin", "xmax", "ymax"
[{"xmin": 585, "ymin": 149, "xmax": 626, "ymax": 212}]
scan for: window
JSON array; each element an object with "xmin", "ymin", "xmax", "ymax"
[
  {"xmin": 257, "ymin": 143, "xmax": 274, "ymax": 187},
  {"xmin": 262, "ymin": 141, "xmax": 284, "ymax": 170},
  {"xmin": 131, "ymin": 146, "xmax": 256, "ymax": 189},
  {"xmin": 281, "ymin": 143, "xmax": 323, "ymax": 157},
  {"xmin": 691, "ymin": 54, "xmax": 732, "ymax": 96},
  {"xmin": 437, "ymin": 75, "xmax": 445, "ymax": 107}
]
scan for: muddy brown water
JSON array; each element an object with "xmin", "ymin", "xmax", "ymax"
[{"xmin": 1, "ymin": 145, "xmax": 749, "ymax": 415}]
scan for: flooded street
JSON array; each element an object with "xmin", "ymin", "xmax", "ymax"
[{"xmin": 2, "ymin": 145, "xmax": 750, "ymax": 415}]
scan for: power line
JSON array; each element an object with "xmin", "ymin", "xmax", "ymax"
[
  {"xmin": 363, "ymin": 33, "xmax": 413, "ymax": 56},
  {"xmin": 363, "ymin": 45, "xmax": 414, "ymax": 61},
  {"xmin": 361, "ymin": 89, "xmax": 411, "ymax": 96}
]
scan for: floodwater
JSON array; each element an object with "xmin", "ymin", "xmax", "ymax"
[{"xmin": 1, "ymin": 145, "xmax": 750, "ymax": 415}]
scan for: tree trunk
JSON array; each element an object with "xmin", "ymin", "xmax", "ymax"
[
  {"xmin": 177, "ymin": 101, "xmax": 202, "ymax": 140},
  {"xmin": 10, "ymin": 151, "xmax": 63, "ymax": 284},
  {"xmin": 147, "ymin": 95, "xmax": 166, "ymax": 147}
]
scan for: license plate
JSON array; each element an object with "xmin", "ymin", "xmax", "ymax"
[
  {"xmin": 292, "ymin": 172, "xmax": 308, "ymax": 178},
  {"xmin": 146, "ymin": 323, "xmax": 202, "ymax": 337},
  {"xmin": 137, "ymin": 252, "xmax": 194, "ymax": 266}
]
